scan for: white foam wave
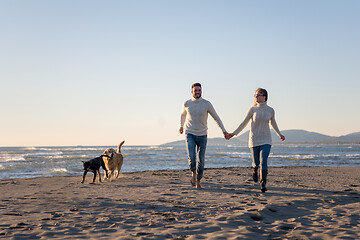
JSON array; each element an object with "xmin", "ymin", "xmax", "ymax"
[
  {"xmin": 0, "ymin": 155, "xmax": 26, "ymax": 162},
  {"xmin": 24, "ymin": 151, "xmax": 63, "ymax": 157},
  {"xmin": 23, "ymin": 147, "xmax": 57, "ymax": 151},
  {"xmin": 346, "ymin": 154, "xmax": 360, "ymax": 158},
  {"xmin": 22, "ymin": 147, "xmax": 37, "ymax": 151},
  {"xmin": 271, "ymin": 154, "xmax": 317, "ymax": 160},
  {"xmin": 149, "ymin": 146, "xmax": 174, "ymax": 150},
  {"xmin": 125, "ymin": 147, "xmax": 151, "ymax": 151},
  {"xmin": 271, "ymin": 153, "xmax": 354, "ymax": 160},
  {"xmin": 52, "ymin": 168, "xmax": 68, "ymax": 173},
  {"xmin": 227, "ymin": 145, "xmax": 240, "ymax": 148},
  {"xmin": 60, "ymin": 147, "xmax": 102, "ymax": 151},
  {"xmin": 229, "ymin": 152, "xmax": 252, "ymax": 156},
  {"xmin": 126, "ymin": 146, "xmax": 174, "ymax": 151}
]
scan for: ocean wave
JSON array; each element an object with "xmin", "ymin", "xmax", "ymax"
[
  {"xmin": 24, "ymin": 151, "xmax": 63, "ymax": 158},
  {"xmin": 58, "ymin": 147, "xmax": 103, "ymax": 151},
  {"xmin": 52, "ymin": 168, "xmax": 68, "ymax": 173},
  {"xmin": 229, "ymin": 155, "xmax": 247, "ymax": 159},
  {"xmin": 1, "ymin": 144, "xmax": 359, "ymax": 180},
  {"xmin": 22, "ymin": 147, "xmax": 61, "ymax": 151},
  {"xmin": 230, "ymin": 152, "xmax": 252, "ymax": 156},
  {"xmin": 271, "ymin": 154, "xmax": 317, "ymax": 160},
  {"xmin": 60, "ymin": 155, "xmax": 90, "ymax": 160},
  {"xmin": 22, "ymin": 147, "xmax": 103, "ymax": 152},
  {"xmin": 0, "ymin": 155, "xmax": 26, "ymax": 162},
  {"xmin": 21, "ymin": 147, "xmax": 37, "ymax": 151},
  {"xmin": 279, "ymin": 144, "xmax": 323, "ymax": 148},
  {"xmin": 149, "ymin": 146, "xmax": 174, "ymax": 150},
  {"xmin": 270, "ymin": 153, "xmax": 354, "ymax": 160}
]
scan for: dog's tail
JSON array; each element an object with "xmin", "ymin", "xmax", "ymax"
[{"xmin": 117, "ymin": 141, "xmax": 125, "ymax": 153}]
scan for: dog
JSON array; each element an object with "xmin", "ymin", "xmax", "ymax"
[
  {"xmin": 102, "ymin": 141, "xmax": 125, "ymax": 181},
  {"xmin": 81, "ymin": 155, "xmax": 111, "ymax": 183}
]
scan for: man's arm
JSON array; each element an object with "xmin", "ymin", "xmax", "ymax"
[
  {"xmin": 179, "ymin": 103, "xmax": 187, "ymax": 134},
  {"xmin": 207, "ymin": 102, "xmax": 227, "ymax": 134}
]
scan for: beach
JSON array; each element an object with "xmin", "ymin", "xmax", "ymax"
[{"xmin": 1, "ymin": 166, "xmax": 359, "ymax": 239}]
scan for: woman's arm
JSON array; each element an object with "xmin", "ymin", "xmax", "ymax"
[
  {"xmin": 232, "ymin": 108, "xmax": 253, "ymax": 136},
  {"xmin": 270, "ymin": 109, "xmax": 285, "ymax": 141}
]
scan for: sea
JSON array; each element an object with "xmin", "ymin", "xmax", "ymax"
[{"xmin": 0, "ymin": 144, "xmax": 359, "ymax": 180}]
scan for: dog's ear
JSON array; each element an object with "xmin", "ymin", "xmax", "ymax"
[
  {"xmin": 82, "ymin": 160, "xmax": 85, "ymax": 163},
  {"xmin": 110, "ymin": 153, "xmax": 114, "ymax": 159}
]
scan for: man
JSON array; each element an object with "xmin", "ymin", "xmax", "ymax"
[{"xmin": 179, "ymin": 83, "xmax": 229, "ymax": 189}]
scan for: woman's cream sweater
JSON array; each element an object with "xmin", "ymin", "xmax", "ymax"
[{"xmin": 233, "ymin": 102, "xmax": 282, "ymax": 148}]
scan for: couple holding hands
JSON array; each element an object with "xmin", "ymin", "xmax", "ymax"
[{"xmin": 179, "ymin": 83, "xmax": 285, "ymax": 192}]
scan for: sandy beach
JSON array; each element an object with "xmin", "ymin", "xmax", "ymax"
[{"xmin": 0, "ymin": 166, "xmax": 359, "ymax": 239}]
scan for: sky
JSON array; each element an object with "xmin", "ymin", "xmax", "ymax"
[{"xmin": 1, "ymin": 0, "xmax": 359, "ymax": 147}]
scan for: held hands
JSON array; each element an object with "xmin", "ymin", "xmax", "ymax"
[
  {"xmin": 280, "ymin": 135, "xmax": 285, "ymax": 141},
  {"xmin": 227, "ymin": 133, "xmax": 235, "ymax": 140},
  {"xmin": 224, "ymin": 132, "xmax": 235, "ymax": 140}
]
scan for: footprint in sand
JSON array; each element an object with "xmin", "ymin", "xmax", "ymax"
[
  {"xmin": 278, "ymin": 224, "xmax": 295, "ymax": 231},
  {"xmin": 267, "ymin": 207, "xmax": 277, "ymax": 212},
  {"xmin": 249, "ymin": 212, "xmax": 263, "ymax": 221}
]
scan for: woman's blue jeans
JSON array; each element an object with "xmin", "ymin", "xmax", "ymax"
[
  {"xmin": 250, "ymin": 144, "xmax": 271, "ymax": 170},
  {"xmin": 186, "ymin": 134, "xmax": 207, "ymax": 180}
]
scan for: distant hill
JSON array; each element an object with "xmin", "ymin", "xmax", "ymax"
[
  {"xmin": 161, "ymin": 130, "xmax": 360, "ymax": 146},
  {"xmin": 336, "ymin": 132, "xmax": 360, "ymax": 142}
]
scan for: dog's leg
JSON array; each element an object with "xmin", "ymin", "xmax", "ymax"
[
  {"xmin": 109, "ymin": 171, "xmax": 113, "ymax": 182},
  {"xmin": 104, "ymin": 168, "xmax": 109, "ymax": 180},
  {"xmin": 92, "ymin": 171, "xmax": 97, "ymax": 183},
  {"xmin": 97, "ymin": 169, "xmax": 102, "ymax": 183},
  {"xmin": 81, "ymin": 171, "xmax": 88, "ymax": 183}
]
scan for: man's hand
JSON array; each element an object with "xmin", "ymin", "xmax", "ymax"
[
  {"xmin": 179, "ymin": 127, "xmax": 184, "ymax": 134},
  {"xmin": 223, "ymin": 132, "xmax": 228, "ymax": 140},
  {"xmin": 225, "ymin": 133, "xmax": 235, "ymax": 140},
  {"xmin": 280, "ymin": 135, "xmax": 285, "ymax": 141}
]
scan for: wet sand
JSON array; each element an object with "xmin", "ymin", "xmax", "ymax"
[{"xmin": 0, "ymin": 166, "xmax": 359, "ymax": 239}]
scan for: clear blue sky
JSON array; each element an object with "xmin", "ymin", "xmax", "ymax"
[{"xmin": 1, "ymin": 0, "xmax": 359, "ymax": 146}]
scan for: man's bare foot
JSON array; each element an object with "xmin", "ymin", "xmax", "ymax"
[
  {"xmin": 191, "ymin": 172, "xmax": 196, "ymax": 186},
  {"xmin": 196, "ymin": 180, "xmax": 202, "ymax": 189}
]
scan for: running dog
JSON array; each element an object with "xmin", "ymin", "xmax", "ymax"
[
  {"xmin": 102, "ymin": 141, "xmax": 125, "ymax": 181},
  {"xmin": 81, "ymin": 155, "xmax": 111, "ymax": 183}
]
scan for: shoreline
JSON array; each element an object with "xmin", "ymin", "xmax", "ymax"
[
  {"xmin": 2, "ymin": 164, "xmax": 360, "ymax": 181},
  {"xmin": 1, "ymin": 166, "xmax": 359, "ymax": 239}
]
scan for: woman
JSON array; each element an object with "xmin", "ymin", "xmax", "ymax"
[{"xmin": 228, "ymin": 88, "xmax": 285, "ymax": 192}]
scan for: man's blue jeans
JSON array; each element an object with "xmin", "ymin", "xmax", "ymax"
[
  {"xmin": 250, "ymin": 144, "xmax": 271, "ymax": 170},
  {"xmin": 186, "ymin": 134, "xmax": 207, "ymax": 180}
]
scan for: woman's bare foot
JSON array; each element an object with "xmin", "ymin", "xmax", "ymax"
[{"xmin": 196, "ymin": 180, "xmax": 202, "ymax": 189}]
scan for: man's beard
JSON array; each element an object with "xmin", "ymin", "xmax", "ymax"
[{"xmin": 194, "ymin": 93, "xmax": 201, "ymax": 99}]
